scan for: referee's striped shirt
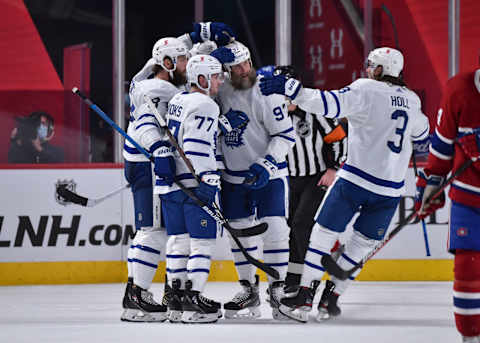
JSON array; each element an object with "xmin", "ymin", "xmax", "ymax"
[{"xmin": 287, "ymin": 108, "xmax": 347, "ymax": 177}]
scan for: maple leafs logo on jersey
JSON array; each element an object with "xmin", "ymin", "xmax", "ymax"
[{"xmin": 224, "ymin": 123, "xmax": 247, "ymax": 148}]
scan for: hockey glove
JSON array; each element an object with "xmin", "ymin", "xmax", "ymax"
[
  {"xmin": 218, "ymin": 109, "xmax": 249, "ymax": 135},
  {"xmin": 244, "ymin": 155, "xmax": 278, "ymax": 190},
  {"xmin": 210, "ymin": 47, "xmax": 235, "ymax": 64},
  {"xmin": 458, "ymin": 132, "xmax": 480, "ymax": 169},
  {"xmin": 190, "ymin": 22, "xmax": 235, "ymax": 46},
  {"xmin": 153, "ymin": 145, "xmax": 176, "ymax": 186},
  {"xmin": 195, "ymin": 172, "xmax": 220, "ymax": 206},
  {"xmin": 259, "ymin": 75, "xmax": 302, "ymax": 100},
  {"xmin": 415, "ymin": 170, "xmax": 445, "ymax": 220}
]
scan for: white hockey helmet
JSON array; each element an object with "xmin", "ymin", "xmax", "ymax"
[
  {"xmin": 152, "ymin": 37, "xmax": 189, "ymax": 74},
  {"xmin": 222, "ymin": 40, "xmax": 251, "ymax": 69},
  {"xmin": 366, "ymin": 47, "xmax": 404, "ymax": 77},
  {"xmin": 187, "ymin": 54, "xmax": 224, "ymax": 93}
]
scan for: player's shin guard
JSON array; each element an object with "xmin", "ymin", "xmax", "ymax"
[
  {"xmin": 187, "ymin": 238, "xmax": 214, "ymax": 293},
  {"xmin": 454, "ymin": 250, "xmax": 480, "ymax": 339},
  {"xmin": 131, "ymin": 228, "xmax": 166, "ymax": 290},
  {"xmin": 228, "ymin": 217, "xmax": 260, "ymax": 284},
  {"xmin": 262, "ymin": 216, "xmax": 290, "ymax": 284},
  {"xmin": 300, "ymin": 224, "xmax": 339, "ymax": 288},
  {"xmin": 166, "ymin": 234, "xmax": 190, "ymax": 288},
  {"xmin": 330, "ymin": 230, "xmax": 376, "ymax": 294}
]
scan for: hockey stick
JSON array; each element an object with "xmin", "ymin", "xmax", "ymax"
[
  {"xmin": 412, "ymin": 152, "xmax": 431, "ymax": 256},
  {"xmin": 56, "ymin": 183, "xmax": 130, "ymax": 207},
  {"xmin": 72, "ymin": 88, "xmax": 277, "ymax": 279},
  {"xmin": 142, "ymin": 95, "xmax": 280, "ymax": 278},
  {"xmin": 322, "ymin": 157, "xmax": 473, "ymax": 280}
]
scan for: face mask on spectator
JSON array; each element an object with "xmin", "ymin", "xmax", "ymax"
[{"xmin": 37, "ymin": 124, "xmax": 48, "ymax": 141}]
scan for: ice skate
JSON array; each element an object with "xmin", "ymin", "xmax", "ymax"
[
  {"xmin": 279, "ymin": 282, "xmax": 318, "ymax": 323},
  {"xmin": 121, "ymin": 277, "xmax": 133, "ymax": 310},
  {"xmin": 167, "ymin": 278, "xmax": 184, "ymax": 323},
  {"xmin": 120, "ymin": 283, "xmax": 167, "ymax": 322},
  {"xmin": 224, "ymin": 274, "xmax": 261, "ymax": 319},
  {"xmin": 181, "ymin": 280, "xmax": 220, "ymax": 324},
  {"xmin": 316, "ymin": 280, "xmax": 341, "ymax": 322},
  {"xmin": 269, "ymin": 281, "xmax": 294, "ymax": 321}
]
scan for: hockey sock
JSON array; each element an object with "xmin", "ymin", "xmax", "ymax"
[
  {"xmin": 330, "ymin": 230, "xmax": 376, "ymax": 294},
  {"xmin": 262, "ymin": 216, "xmax": 290, "ymax": 283},
  {"xmin": 166, "ymin": 233, "xmax": 190, "ymax": 288},
  {"xmin": 127, "ymin": 245, "xmax": 134, "ymax": 279},
  {"xmin": 187, "ymin": 238, "xmax": 215, "ymax": 293},
  {"xmin": 131, "ymin": 228, "xmax": 166, "ymax": 290},
  {"xmin": 228, "ymin": 218, "xmax": 260, "ymax": 284},
  {"xmin": 301, "ymin": 224, "xmax": 338, "ymax": 287},
  {"xmin": 454, "ymin": 249, "xmax": 480, "ymax": 337}
]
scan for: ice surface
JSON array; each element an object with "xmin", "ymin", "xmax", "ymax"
[{"xmin": 0, "ymin": 281, "xmax": 459, "ymax": 343}]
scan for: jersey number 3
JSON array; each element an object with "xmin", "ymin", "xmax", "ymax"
[{"xmin": 387, "ymin": 110, "xmax": 408, "ymax": 153}]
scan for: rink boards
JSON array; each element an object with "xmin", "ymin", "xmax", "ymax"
[{"xmin": 0, "ymin": 166, "xmax": 453, "ymax": 285}]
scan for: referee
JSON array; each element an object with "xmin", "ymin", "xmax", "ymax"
[{"xmin": 274, "ymin": 66, "xmax": 348, "ymax": 289}]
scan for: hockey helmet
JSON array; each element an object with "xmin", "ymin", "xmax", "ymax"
[
  {"xmin": 222, "ymin": 40, "xmax": 251, "ymax": 69},
  {"xmin": 366, "ymin": 47, "xmax": 404, "ymax": 77},
  {"xmin": 152, "ymin": 37, "xmax": 189, "ymax": 74},
  {"xmin": 187, "ymin": 54, "xmax": 224, "ymax": 93}
]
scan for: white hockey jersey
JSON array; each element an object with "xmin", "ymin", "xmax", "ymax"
[
  {"xmin": 123, "ymin": 78, "xmax": 181, "ymax": 162},
  {"xmin": 155, "ymin": 91, "xmax": 220, "ymax": 194},
  {"xmin": 293, "ymin": 78, "xmax": 429, "ymax": 197},
  {"xmin": 217, "ymin": 78, "xmax": 295, "ymax": 184}
]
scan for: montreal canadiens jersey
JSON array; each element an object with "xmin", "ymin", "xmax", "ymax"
[
  {"xmin": 217, "ymin": 78, "xmax": 295, "ymax": 184},
  {"xmin": 123, "ymin": 78, "xmax": 181, "ymax": 162},
  {"xmin": 293, "ymin": 78, "xmax": 430, "ymax": 197},
  {"xmin": 155, "ymin": 91, "xmax": 220, "ymax": 195},
  {"xmin": 425, "ymin": 69, "xmax": 480, "ymax": 208}
]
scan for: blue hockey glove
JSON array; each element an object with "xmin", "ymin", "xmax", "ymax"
[
  {"xmin": 153, "ymin": 146, "xmax": 176, "ymax": 186},
  {"xmin": 243, "ymin": 155, "xmax": 278, "ymax": 190},
  {"xmin": 259, "ymin": 75, "xmax": 302, "ymax": 100},
  {"xmin": 195, "ymin": 172, "xmax": 220, "ymax": 205},
  {"xmin": 210, "ymin": 47, "xmax": 235, "ymax": 64},
  {"xmin": 190, "ymin": 22, "xmax": 235, "ymax": 46},
  {"xmin": 218, "ymin": 109, "xmax": 249, "ymax": 135}
]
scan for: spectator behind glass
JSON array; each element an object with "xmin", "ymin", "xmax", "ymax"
[{"xmin": 8, "ymin": 111, "xmax": 65, "ymax": 163}]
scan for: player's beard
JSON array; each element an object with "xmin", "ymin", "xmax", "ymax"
[
  {"xmin": 230, "ymin": 68, "xmax": 257, "ymax": 90},
  {"xmin": 170, "ymin": 70, "xmax": 187, "ymax": 87}
]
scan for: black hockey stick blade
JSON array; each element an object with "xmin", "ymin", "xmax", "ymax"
[
  {"xmin": 227, "ymin": 222, "xmax": 268, "ymax": 237},
  {"xmin": 321, "ymin": 255, "xmax": 359, "ymax": 281},
  {"xmin": 56, "ymin": 185, "xmax": 88, "ymax": 206}
]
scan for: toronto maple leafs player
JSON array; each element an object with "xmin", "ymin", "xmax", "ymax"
[
  {"xmin": 121, "ymin": 37, "xmax": 189, "ymax": 323},
  {"xmin": 210, "ymin": 41, "xmax": 295, "ymax": 320},
  {"xmin": 154, "ymin": 54, "xmax": 225, "ymax": 323},
  {"xmin": 121, "ymin": 22, "xmax": 236, "ymax": 322},
  {"xmin": 260, "ymin": 47, "xmax": 430, "ymax": 322}
]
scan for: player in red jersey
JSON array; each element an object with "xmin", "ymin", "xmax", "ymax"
[{"xmin": 416, "ymin": 69, "xmax": 480, "ymax": 343}]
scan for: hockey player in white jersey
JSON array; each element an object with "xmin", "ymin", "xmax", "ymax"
[
  {"xmin": 260, "ymin": 47, "xmax": 430, "ymax": 322},
  {"xmin": 211, "ymin": 41, "xmax": 295, "ymax": 320},
  {"xmin": 155, "ymin": 54, "xmax": 225, "ymax": 323},
  {"xmin": 121, "ymin": 22, "xmax": 237, "ymax": 322},
  {"xmin": 121, "ymin": 37, "xmax": 189, "ymax": 322}
]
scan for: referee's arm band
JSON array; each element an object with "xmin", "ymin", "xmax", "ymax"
[{"xmin": 323, "ymin": 125, "xmax": 346, "ymax": 143}]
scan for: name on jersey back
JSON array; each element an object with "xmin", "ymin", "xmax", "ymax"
[
  {"xmin": 391, "ymin": 95, "xmax": 409, "ymax": 109},
  {"xmin": 168, "ymin": 103, "xmax": 183, "ymax": 117}
]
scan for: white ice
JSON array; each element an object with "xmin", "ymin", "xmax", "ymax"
[{"xmin": 1, "ymin": 281, "xmax": 459, "ymax": 343}]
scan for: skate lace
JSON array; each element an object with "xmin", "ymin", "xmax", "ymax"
[
  {"xmin": 198, "ymin": 294, "xmax": 215, "ymax": 305},
  {"xmin": 232, "ymin": 288, "xmax": 252, "ymax": 304},
  {"xmin": 142, "ymin": 290, "xmax": 159, "ymax": 306}
]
